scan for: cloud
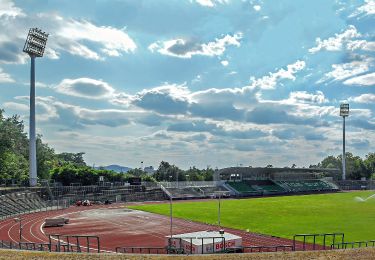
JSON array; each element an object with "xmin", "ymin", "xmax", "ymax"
[
  {"xmin": 0, "ymin": 41, "xmax": 27, "ymax": 64},
  {"xmin": 309, "ymin": 25, "xmax": 361, "ymax": 53},
  {"xmin": 350, "ymin": 119, "xmax": 375, "ymax": 130},
  {"xmin": 167, "ymin": 119, "xmax": 268, "ymax": 140},
  {"xmin": 0, "ymin": 0, "xmax": 24, "ymax": 18},
  {"xmin": 304, "ymin": 132, "xmax": 327, "ymax": 141},
  {"xmin": 221, "ymin": 60, "xmax": 229, "ymax": 66},
  {"xmin": 167, "ymin": 120, "xmax": 216, "ymax": 132},
  {"xmin": 288, "ymin": 91, "xmax": 328, "ymax": 104},
  {"xmin": 347, "ymin": 40, "xmax": 375, "ymax": 52},
  {"xmin": 0, "ymin": 3, "xmax": 137, "ymax": 63},
  {"xmin": 133, "ymin": 84, "xmax": 190, "ymax": 114},
  {"xmin": 253, "ymin": 5, "xmax": 261, "ymax": 11},
  {"xmin": 349, "ymin": 139, "xmax": 370, "ymax": 150},
  {"xmin": 349, "ymin": 93, "xmax": 375, "ymax": 104},
  {"xmin": 249, "ymin": 60, "xmax": 306, "ymax": 89},
  {"xmin": 245, "ymin": 105, "xmax": 320, "ymax": 126},
  {"xmin": 343, "ymin": 72, "xmax": 375, "ymax": 86},
  {"xmin": 11, "ymin": 96, "xmax": 59, "ymax": 121},
  {"xmin": 0, "ymin": 67, "xmax": 14, "ymax": 83},
  {"xmin": 3, "ymin": 102, "xmax": 28, "ymax": 111},
  {"xmin": 53, "ymin": 15, "xmax": 137, "ymax": 59},
  {"xmin": 55, "ymin": 78, "xmax": 115, "ymax": 99},
  {"xmin": 273, "ymin": 129, "xmax": 297, "ymax": 140},
  {"xmin": 318, "ymin": 57, "xmax": 372, "ymax": 83},
  {"xmin": 350, "ymin": 0, "xmax": 375, "ymax": 18},
  {"xmin": 193, "ymin": 0, "xmax": 229, "ymax": 7},
  {"xmin": 148, "ymin": 33, "xmax": 242, "ymax": 58}
]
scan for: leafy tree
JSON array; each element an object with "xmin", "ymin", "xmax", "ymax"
[
  {"xmin": 154, "ymin": 161, "xmax": 185, "ymax": 181},
  {"xmin": 364, "ymin": 153, "xmax": 375, "ymax": 178},
  {"xmin": 56, "ymin": 152, "xmax": 86, "ymax": 166},
  {"xmin": 36, "ymin": 135, "xmax": 56, "ymax": 180}
]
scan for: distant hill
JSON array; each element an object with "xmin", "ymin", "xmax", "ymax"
[{"xmin": 95, "ymin": 165, "xmax": 131, "ymax": 173}]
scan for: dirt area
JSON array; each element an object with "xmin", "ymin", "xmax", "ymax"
[{"xmin": 0, "ymin": 248, "xmax": 374, "ymax": 260}]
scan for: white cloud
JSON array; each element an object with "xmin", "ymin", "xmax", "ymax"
[
  {"xmin": 253, "ymin": 5, "xmax": 261, "ymax": 11},
  {"xmin": 343, "ymin": 72, "xmax": 375, "ymax": 86},
  {"xmin": 221, "ymin": 60, "xmax": 229, "ymax": 66},
  {"xmin": 55, "ymin": 16, "xmax": 137, "ymax": 58},
  {"xmin": 3, "ymin": 102, "xmax": 28, "ymax": 111},
  {"xmin": 0, "ymin": 6, "xmax": 137, "ymax": 63},
  {"xmin": 148, "ymin": 33, "xmax": 242, "ymax": 58},
  {"xmin": 347, "ymin": 40, "xmax": 375, "ymax": 52},
  {"xmin": 0, "ymin": 67, "xmax": 14, "ymax": 83},
  {"xmin": 249, "ymin": 60, "xmax": 306, "ymax": 89},
  {"xmin": 349, "ymin": 93, "xmax": 375, "ymax": 104},
  {"xmin": 0, "ymin": 0, "xmax": 24, "ymax": 18},
  {"xmin": 350, "ymin": 0, "xmax": 375, "ymax": 18},
  {"xmin": 308, "ymin": 25, "xmax": 361, "ymax": 53},
  {"xmin": 193, "ymin": 0, "xmax": 229, "ymax": 7},
  {"xmin": 288, "ymin": 91, "xmax": 328, "ymax": 104},
  {"xmin": 11, "ymin": 96, "xmax": 59, "ymax": 121},
  {"xmin": 56, "ymin": 78, "xmax": 116, "ymax": 99},
  {"xmin": 318, "ymin": 57, "xmax": 372, "ymax": 83}
]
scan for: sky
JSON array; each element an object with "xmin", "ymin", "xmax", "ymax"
[{"xmin": 0, "ymin": 0, "xmax": 374, "ymax": 169}]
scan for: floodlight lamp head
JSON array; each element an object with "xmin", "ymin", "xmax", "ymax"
[
  {"xmin": 23, "ymin": 28, "xmax": 49, "ymax": 57},
  {"xmin": 340, "ymin": 103, "xmax": 349, "ymax": 117}
]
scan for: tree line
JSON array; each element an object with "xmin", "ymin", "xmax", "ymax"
[{"xmin": 0, "ymin": 109, "xmax": 373, "ymax": 186}]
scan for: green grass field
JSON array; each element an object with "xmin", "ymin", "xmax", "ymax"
[{"xmin": 128, "ymin": 191, "xmax": 375, "ymax": 242}]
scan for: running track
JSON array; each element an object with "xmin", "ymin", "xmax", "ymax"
[{"xmin": 0, "ymin": 203, "xmax": 319, "ymax": 253}]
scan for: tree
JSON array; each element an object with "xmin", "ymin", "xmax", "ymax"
[
  {"xmin": 364, "ymin": 153, "xmax": 375, "ymax": 178},
  {"xmin": 56, "ymin": 152, "xmax": 86, "ymax": 166},
  {"xmin": 154, "ymin": 161, "xmax": 185, "ymax": 181},
  {"xmin": 36, "ymin": 135, "xmax": 56, "ymax": 180},
  {"xmin": 0, "ymin": 110, "xmax": 29, "ymax": 184}
]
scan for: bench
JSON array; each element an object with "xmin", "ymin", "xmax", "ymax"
[{"xmin": 44, "ymin": 218, "xmax": 69, "ymax": 227}]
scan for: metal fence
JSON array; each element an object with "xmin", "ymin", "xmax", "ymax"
[
  {"xmin": 293, "ymin": 233, "xmax": 345, "ymax": 251},
  {"xmin": 331, "ymin": 240, "xmax": 375, "ymax": 249}
]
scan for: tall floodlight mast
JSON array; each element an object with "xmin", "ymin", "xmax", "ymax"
[
  {"xmin": 23, "ymin": 28, "xmax": 48, "ymax": 187},
  {"xmin": 340, "ymin": 103, "xmax": 349, "ymax": 181}
]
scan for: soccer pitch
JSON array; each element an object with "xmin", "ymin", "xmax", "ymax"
[{"xmin": 128, "ymin": 191, "xmax": 375, "ymax": 242}]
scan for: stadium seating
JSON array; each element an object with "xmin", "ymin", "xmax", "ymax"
[
  {"xmin": 0, "ymin": 191, "xmax": 47, "ymax": 219},
  {"xmin": 226, "ymin": 181, "xmax": 260, "ymax": 195},
  {"xmin": 275, "ymin": 180, "xmax": 338, "ymax": 193},
  {"xmin": 244, "ymin": 180, "xmax": 286, "ymax": 194}
]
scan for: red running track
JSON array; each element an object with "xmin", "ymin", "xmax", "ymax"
[{"xmin": 0, "ymin": 203, "xmax": 321, "ymax": 253}]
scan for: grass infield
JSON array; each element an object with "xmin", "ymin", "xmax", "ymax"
[{"xmin": 128, "ymin": 191, "xmax": 375, "ymax": 242}]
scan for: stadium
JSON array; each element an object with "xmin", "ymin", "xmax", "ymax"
[
  {"xmin": 0, "ymin": 168, "xmax": 374, "ymax": 258},
  {"xmin": 1, "ymin": 1, "xmax": 375, "ymax": 259}
]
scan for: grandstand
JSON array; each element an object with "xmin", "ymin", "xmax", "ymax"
[
  {"xmin": 0, "ymin": 191, "xmax": 58, "ymax": 219},
  {"xmin": 159, "ymin": 181, "xmax": 231, "ymax": 199}
]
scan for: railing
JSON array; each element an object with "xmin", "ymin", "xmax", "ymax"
[
  {"xmin": 49, "ymin": 234, "xmax": 100, "ymax": 253},
  {"xmin": 293, "ymin": 233, "xmax": 345, "ymax": 251},
  {"xmin": 159, "ymin": 181, "xmax": 224, "ymax": 189},
  {"xmin": 331, "ymin": 240, "xmax": 375, "ymax": 249},
  {"xmin": 242, "ymin": 245, "xmax": 294, "ymax": 253},
  {"xmin": 116, "ymin": 246, "xmax": 169, "ymax": 254}
]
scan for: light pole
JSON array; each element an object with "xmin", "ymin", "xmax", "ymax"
[
  {"xmin": 217, "ymin": 193, "xmax": 221, "ymax": 228},
  {"xmin": 23, "ymin": 28, "xmax": 48, "ymax": 187},
  {"xmin": 169, "ymin": 196, "xmax": 173, "ymax": 239},
  {"xmin": 14, "ymin": 218, "xmax": 22, "ymax": 243},
  {"xmin": 340, "ymin": 103, "xmax": 349, "ymax": 180}
]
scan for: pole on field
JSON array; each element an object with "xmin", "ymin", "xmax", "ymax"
[
  {"xmin": 23, "ymin": 28, "xmax": 49, "ymax": 187},
  {"xmin": 340, "ymin": 104, "xmax": 349, "ymax": 180}
]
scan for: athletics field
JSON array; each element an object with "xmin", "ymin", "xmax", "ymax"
[{"xmin": 129, "ymin": 191, "xmax": 375, "ymax": 242}]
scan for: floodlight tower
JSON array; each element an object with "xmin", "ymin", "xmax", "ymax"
[
  {"xmin": 340, "ymin": 103, "xmax": 349, "ymax": 180},
  {"xmin": 23, "ymin": 28, "xmax": 48, "ymax": 187}
]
